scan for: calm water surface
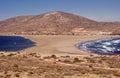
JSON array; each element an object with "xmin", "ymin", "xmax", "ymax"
[{"xmin": 0, "ymin": 36, "xmax": 36, "ymax": 51}]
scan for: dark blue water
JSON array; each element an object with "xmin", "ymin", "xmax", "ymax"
[
  {"xmin": 76, "ymin": 37, "xmax": 120, "ymax": 55},
  {"xmin": 0, "ymin": 36, "xmax": 36, "ymax": 51}
]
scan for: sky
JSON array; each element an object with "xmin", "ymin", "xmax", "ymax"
[{"xmin": 0, "ymin": 0, "xmax": 120, "ymax": 22}]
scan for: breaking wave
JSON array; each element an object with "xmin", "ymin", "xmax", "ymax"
[{"xmin": 76, "ymin": 37, "xmax": 120, "ymax": 55}]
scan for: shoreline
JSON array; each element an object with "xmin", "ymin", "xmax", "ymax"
[{"xmin": 0, "ymin": 35, "xmax": 119, "ymax": 56}]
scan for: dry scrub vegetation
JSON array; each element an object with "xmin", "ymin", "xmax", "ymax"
[{"xmin": 0, "ymin": 52, "xmax": 120, "ymax": 78}]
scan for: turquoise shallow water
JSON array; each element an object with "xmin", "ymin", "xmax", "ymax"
[
  {"xmin": 0, "ymin": 36, "xmax": 36, "ymax": 51},
  {"xmin": 76, "ymin": 37, "xmax": 120, "ymax": 55}
]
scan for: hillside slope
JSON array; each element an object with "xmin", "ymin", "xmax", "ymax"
[{"xmin": 0, "ymin": 11, "xmax": 119, "ymax": 35}]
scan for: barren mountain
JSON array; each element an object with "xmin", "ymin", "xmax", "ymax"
[{"xmin": 0, "ymin": 11, "xmax": 120, "ymax": 35}]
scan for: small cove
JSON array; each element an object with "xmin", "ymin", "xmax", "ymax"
[
  {"xmin": 76, "ymin": 37, "xmax": 120, "ymax": 55},
  {"xmin": 0, "ymin": 36, "xmax": 36, "ymax": 51}
]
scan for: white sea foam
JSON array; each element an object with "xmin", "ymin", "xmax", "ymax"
[
  {"xmin": 102, "ymin": 42, "xmax": 111, "ymax": 45},
  {"xmin": 77, "ymin": 37, "xmax": 120, "ymax": 54},
  {"xmin": 102, "ymin": 45, "xmax": 115, "ymax": 51},
  {"xmin": 112, "ymin": 40, "xmax": 120, "ymax": 43}
]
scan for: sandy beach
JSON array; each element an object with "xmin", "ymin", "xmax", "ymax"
[{"xmin": 16, "ymin": 35, "xmax": 119, "ymax": 56}]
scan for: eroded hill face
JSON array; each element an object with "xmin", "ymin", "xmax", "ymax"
[{"xmin": 0, "ymin": 11, "xmax": 119, "ymax": 35}]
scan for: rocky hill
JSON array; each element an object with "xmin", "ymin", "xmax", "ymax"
[{"xmin": 0, "ymin": 11, "xmax": 120, "ymax": 35}]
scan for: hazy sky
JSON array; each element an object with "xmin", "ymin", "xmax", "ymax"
[{"xmin": 0, "ymin": 0, "xmax": 120, "ymax": 22}]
